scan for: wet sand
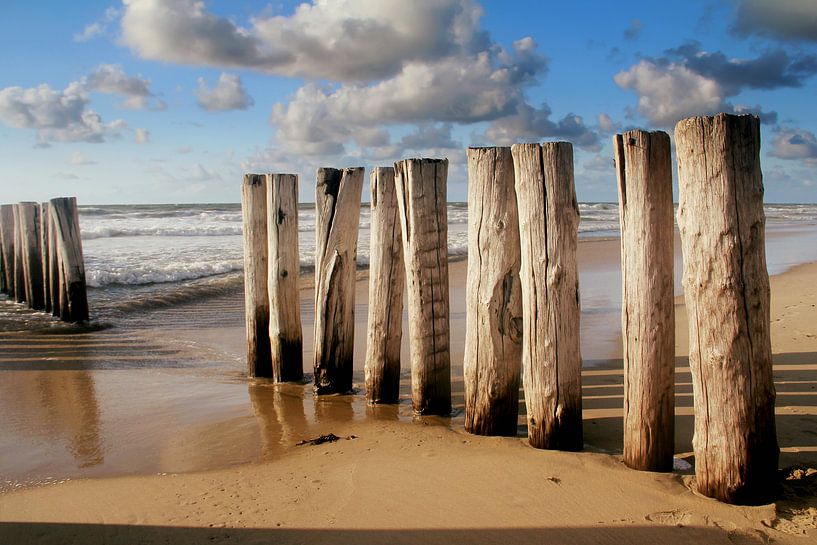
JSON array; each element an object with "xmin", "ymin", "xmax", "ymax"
[{"xmin": 1, "ymin": 233, "xmax": 816, "ymax": 544}]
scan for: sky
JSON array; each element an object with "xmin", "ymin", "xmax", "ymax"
[{"xmin": 1, "ymin": 0, "xmax": 816, "ymax": 204}]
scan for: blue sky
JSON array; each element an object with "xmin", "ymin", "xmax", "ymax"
[{"xmin": 1, "ymin": 0, "xmax": 816, "ymax": 204}]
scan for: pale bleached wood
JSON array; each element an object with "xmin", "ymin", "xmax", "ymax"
[
  {"xmin": 614, "ymin": 130, "xmax": 675, "ymax": 472},
  {"xmin": 675, "ymin": 113, "xmax": 778, "ymax": 504},
  {"xmin": 266, "ymin": 173, "xmax": 303, "ymax": 383},
  {"xmin": 0, "ymin": 204, "xmax": 15, "ymax": 295},
  {"xmin": 242, "ymin": 174, "xmax": 272, "ymax": 377},
  {"xmin": 12, "ymin": 205, "xmax": 25, "ymax": 302},
  {"xmin": 40, "ymin": 202, "xmax": 51, "ymax": 313},
  {"xmin": 48, "ymin": 207, "xmax": 61, "ymax": 317},
  {"xmin": 463, "ymin": 147, "xmax": 523, "ymax": 436},
  {"xmin": 393, "ymin": 158, "xmax": 452, "ymax": 415},
  {"xmin": 18, "ymin": 202, "xmax": 45, "ymax": 310},
  {"xmin": 50, "ymin": 197, "xmax": 89, "ymax": 322},
  {"xmin": 313, "ymin": 167, "xmax": 364, "ymax": 394},
  {"xmin": 364, "ymin": 167, "xmax": 405, "ymax": 404},
  {"xmin": 511, "ymin": 142, "xmax": 582, "ymax": 451}
]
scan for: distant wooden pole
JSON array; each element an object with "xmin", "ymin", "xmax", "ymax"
[
  {"xmin": 613, "ymin": 130, "xmax": 675, "ymax": 472},
  {"xmin": 18, "ymin": 202, "xmax": 44, "ymax": 310},
  {"xmin": 463, "ymin": 147, "xmax": 523, "ymax": 436},
  {"xmin": 48, "ymin": 208, "xmax": 61, "ymax": 317},
  {"xmin": 40, "ymin": 202, "xmax": 52, "ymax": 313},
  {"xmin": 313, "ymin": 167, "xmax": 364, "ymax": 394},
  {"xmin": 675, "ymin": 113, "xmax": 778, "ymax": 504},
  {"xmin": 50, "ymin": 197, "xmax": 89, "ymax": 322},
  {"xmin": 511, "ymin": 142, "xmax": 582, "ymax": 451},
  {"xmin": 12, "ymin": 205, "xmax": 25, "ymax": 302},
  {"xmin": 266, "ymin": 173, "xmax": 303, "ymax": 383},
  {"xmin": 0, "ymin": 205, "xmax": 14, "ymax": 295},
  {"xmin": 241, "ymin": 174, "xmax": 272, "ymax": 377},
  {"xmin": 364, "ymin": 167, "xmax": 405, "ymax": 404},
  {"xmin": 393, "ymin": 158, "xmax": 452, "ymax": 415}
]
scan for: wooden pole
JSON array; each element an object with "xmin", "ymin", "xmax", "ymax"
[
  {"xmin": 12, "ymin": 205, "xmax": 26, "ymax": 302},
  {"xmin": 313, "ymin": 167, "xmax": 364, "ymax": 394},
  {"xmin": 463, "ymin": 147, "xmax": 523, "ymax": 435},
  {"xmin": 393, "ymin": 158, "xmax": 452, "ymax": 415},
  {"xmin": 364, "ymin": 167, "xmax": 405, "ymax": 404},
  {"xmin": 511, "ymin": 142, "xmax": 582, "ymax": 451},
  {"xmin": 50, "ymin": 197, "xmax": 89, "ymax": 322},
  {"xmin": 613, "ymin": 130, "xmax": 675, "ymax": 472},
  {"xmin": 266, "ymin": 173, "xmax": 303, "ymax": 382},
  {"xmin": 0, "ymin": 204, "xmax": 14, "ymax": 296},
  {"xmin": 241, "ymin": 174, "xmax": 272, "ymax": 377},
  {"xmin": 675, "ymin": 113, "xmax": 778, "ymax": 504},
  {"xmin": 18, "ymin": 202, "xmax": 44, "ymax": 310},
  {"xmin": 48, "ymin": 207, "xmax": 62, "ymax": 317},
  {"xmin": 40, "ymin": 202, "xmax": 52, "ymax": 313}
]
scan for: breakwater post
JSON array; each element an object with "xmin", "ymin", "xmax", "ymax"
[
  {"xmin": 40, "ymin": 202, "xmax": 51, "ymax": 313},
  {"xmin": 614, "ymin": 130, "xmax": 675, "ymax": 472},
  {"xmin": 19, "ymin": 202, "xmax": 45, "ymax": 310},
  {"xmin": 463, "ymin": 147, "xmax": 523, "ymax": 436},
  {"xmin": 0, "ymin": 205, "xmax": 15, "ymax": 295},
  {"xmin": 266, "ymin": 173, "xmax": 304, "ymax": 383},
  {"xmin": 675, "ymin": 113, "xmax": 778, "ymax": 504},
  {"xmin": 50, "ymin": 197, "xmax": 89, "ymax": 322},
  {"xmin": 364, "ymin": 166, "xmax": 405, "ymax": 404},
  {"xmin": 313, "ymin": 167, "xmax": 364, "ymax": 394},
  {"xmin": 511, "ymin": 142, "xmax": 583, "ymax": 451}
]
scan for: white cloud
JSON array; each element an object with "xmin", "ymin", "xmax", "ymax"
[
  {"xmin": 0, "ymin": 82, "xmax": 126, "ymax": 145},
  {"xmin": 135, "ymin": 128, "xmax": 151, "ymax": 144},
  {"xmin": 195, "ymin": 73, "xmax": 254, "ymax": 111},
  {"xmin": 70, "ymin": 151, "xmax": 97, "ymax": 165},
  {"xmin": 597, "ymin": 113, "xmax": 620, "ymax": 135},
  {"xmin": 74, "ymin": 7, "xmax": 120, "ymax": 43},
  {"xmin": 769, "ymin": 126, "xmax": 817, "ymax": 161},
  {"xmin": 733, "ymin": 0, "xmax": 817, "ymax": 42},
  {"xmin": 86, "ymin": 64, "xmax": 166, "ymax": 111}
]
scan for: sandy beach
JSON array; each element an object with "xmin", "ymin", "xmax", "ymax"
[{"xmin": 1, "ymin": 235, "xmax": 816, "ymax": 544}]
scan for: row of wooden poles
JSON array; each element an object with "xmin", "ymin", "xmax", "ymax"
[
  {"xmin": 242, "ymin": 113, "xmax": 777, "ymax": 505},
  {"xmin": 0, "ymin": 197, "xmax": 89, "ymax": 322}
]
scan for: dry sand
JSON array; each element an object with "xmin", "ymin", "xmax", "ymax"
[{"xmin": 0, "ymin": 241, "xmax": 816, "ymax": 544}]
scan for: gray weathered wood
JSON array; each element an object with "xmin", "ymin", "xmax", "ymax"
[
  {"xmin": 675, "ymin": 113, "xmax": 778, "ymax": 504},
  {"xmin": 393, "ymin": 158, "xmax": 452, "ymax": 415},
  {"xmin": 18, "ymin": 202, "xmax": 44, "ymax": 309},
  {"xmin": 12, "ymin": 205, "xmax": 25, "ymax": 302},
  {"xmin": 50, "ymin": 197, "xmax": 89, "ymax": 322},
  {"xmin": 313, "ymin": 167, "xmax": 364, "ymax": 394},
  {"xmin": 48, "ymin": 207, "xmax": 62, "ymax": 317},
  {"xmin": 614, "ymin": 130, "xmax": 675, "ymax": 472},
  {"xmin": 511, "ymin": 142, "xmax": 582, "ymax": 451},
  {"xmin": 266, "ymin": 173, "xmax": 303, "ymax": 383},
  {"xmin": 464, "ymin": 147, "xmax": 523, "ymax": 436},
  {"xmin": 40, "ymin": 202, "xmax": 51, "ymax": 313},
  {"xmin": 364, "ymin": 167, "xmax": 405, "ymax": 404},
  {"xmin": 242, "ymin": 174, "xmax": 272, "ymax": 377},
  {"xmin": 0, "ymin": 204, "xmax": 15, "ymax": 295}
]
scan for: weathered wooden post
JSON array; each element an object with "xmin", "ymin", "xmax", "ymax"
[
  {"xmin": 613, "ymin": 130, "xmax": 675, "ymax": 472},
  {"xmin": 393, "ymin": 158, "xmax": 452, "ymax": 415},
  {"xmin": 313, "ymin": 167, "xmax": 364, "ymax": 394},
  {"xmin": 12, "ymin": 205, "xmax": 26, "ymax": 302},
  {"xmin": 0, "ymin": 204, "xmax": 14, "ymax": 295},
  {"xmin": 48, "ymin": 208, "xmax": 62, "ymax": 317},
  {"xmin": 511, "ymin": 142, "xmax": 582, "ymax": 450},
  {"xmin": 18, "ymin": 202, "xmax": 45, "ymax": 310},
  {"xmin": 266, "ymin": 173, "xmax": 303, "ymax": 382},
  {"xmin": 241, "ymin": 174, "xmax": 272, "ymax": 377},
  {"xmin": 50, "ymin": 197, "xmax": 89, "ymax": 322},
  {"xmin": 40, "ymin": 202, "xmax": 51, "ymax": 313},
  {"xmin": 463, "ymin": 147, "xmax": 523, "ymax": 435},
  {"xmin": 364, "ymin": 167, "xmax": 405, "ymax": 404},
  {"xmin": 675, "ymin": 113, "xmax": 779, "ymax": 504}
]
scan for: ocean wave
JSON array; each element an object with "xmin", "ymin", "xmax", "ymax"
[
  {"xmin": 82, "ymin": 225, "xmax": 243, "ymax": 239},
  {"xmin": 87, "ymin": 260, "xmax": 243, "ymax": 287}
]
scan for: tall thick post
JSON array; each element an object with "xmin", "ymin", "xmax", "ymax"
[
  {"xmin": 266, "ymin": 173, "xmax": 303, "ymax": 383},
  {"xmin": 393, "ymin": 158, "xmax": 452, "ymax": 415},
  {"xmin": 241, "ymin": 174, "xmax": 272, "ymax": 377},
  {"xmin": 0, "ymin": 205, "xmax": 14, "ymax": 295},
  {"xmin": 18, "ymin": 202, "xmax": 44, "ymax": 310},
  {"xmin": 614, "ymin": 130, "xmax": 675, "ymax": 472},
  {"xmin": 675, "ymin": 113, "xmax": 778, "ymax": 504},
  {"xmin": 50, "ymin": 197, "xmax": 89, "ymax": 322},
  {"xmin": 313, "ymin": 167, "xmax": 364, "ymax": 394},
  {"xmin": 40, "ymin": 202, "xmax": 52, "ymax": 313},
  {"xmin": 364, "ymin": 167, "xmax": 405, "ymax": 404},
  {"xmin": 511, "ymin": 142, "xmax": 582, "ymax": 451},
  {"xmin": 13, "ymin": 205, "xmax": 25, "ymax": 302},
  {"xmin": 464, "ymin": 147, "xmax": 523, "ymax": 436},
  {"xmin": 48, "ymin": 208, "xmax": 61, "ymax": 317}
]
